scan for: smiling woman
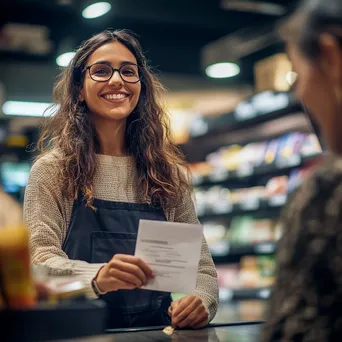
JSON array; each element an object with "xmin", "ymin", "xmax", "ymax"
[{"xmin": 24, "ymin": 29, "xmax": 219, "ymax": 330}]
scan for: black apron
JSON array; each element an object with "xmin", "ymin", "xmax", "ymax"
[{"xmin": 62, "ymin": 196, "xmax": 172, "ymax": 329}]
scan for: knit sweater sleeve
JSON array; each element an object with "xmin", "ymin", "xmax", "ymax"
[
  {"xmin": 173, "ymin": 189, "xmax": 219, "ymax": 323},
  {"xmin": 23, "ymin": 155, "xmax": 103, "ymax": 299}
]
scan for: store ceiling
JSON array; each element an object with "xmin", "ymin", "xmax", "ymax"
[{"xmin": 0, "ymin": 0, "xmax": 297, "ymax": 104}]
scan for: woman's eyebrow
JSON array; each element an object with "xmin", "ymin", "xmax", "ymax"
[{"xmin": 91, "ymin": 60, "xmax": 137, "ymax": 66}]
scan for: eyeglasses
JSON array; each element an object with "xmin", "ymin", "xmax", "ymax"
[{"xmin": 84, "ymin": 62, "xmax": 142, "ymax": 84}]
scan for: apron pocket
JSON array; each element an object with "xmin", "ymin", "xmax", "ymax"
[{"xmin": 91, "ymin": 231, "xmax": 137, "ymax": 263}]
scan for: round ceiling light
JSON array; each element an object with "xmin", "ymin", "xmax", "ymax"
[
  {"xmin": 82, "ymin": 2, "xmax": 111, "ymax": 19},
  {"xmin": 56, "ymin": 52, "xmax": 76, "ymax": 67},
  {"xmin": 205, "ymin": 62, "xmax": 240, "ymax": 79},
  {"xmin": 285, "ymin": 71, "xmax": 298, "ymax": 86}
]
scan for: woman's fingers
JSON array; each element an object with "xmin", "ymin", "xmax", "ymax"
[
  {"xmin": 115, "ymin": 254, "xmax": 154, "ymax": 277},
  {"xmin": 95, "ymin": 254, "xmax": 155, "ymax": 293},
  {"xmin": 109, "ymin": 267, "xmax": 143, "ymax": 287},
  {"xmin": 109, "ymin": 278, "xmax": 137, "ymax": 290},
  {"xmin": 110, "ymin": 258, "xmax": 147, "ymax": 285}
]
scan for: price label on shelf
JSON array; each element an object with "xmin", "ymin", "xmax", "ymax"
[
  {"xmin": 209, "ymin": 241, "xmax": 230, "ymax": 257},
  {"xmin": 239, "ymin": 198, "xmax": 260, "ymax": 211},
  {"xmin": 192, "ymin": 174, "xmax": 204, "ymax": 186},
  {"xmin": 212, "ymin": 202, "xmax": 233, "ymax": 214},
  {"xmin": 269, "ymin": 194, "xmax": 287, "ymax": 207},
  {"xmin": 276, "ymin": 154, "xmax": 301, "ymax": 169},
  {"xmin": 258, "ymin": 288, "xmax": 271, "ymax": 299},
  {"xmin": 219, "ymin": 288, "xmax": 233, "ymax": 302},
  {"xmin": 234, "ymin": 102, "xmax": 257, "ymax": 121},
  {"xmin": 237, "ymin": 164, "xmax": 254, "ymax": 178},
  {"xmin": 208, "ymin": 168, "xmax": 229, "ymax": 182},
  {"xmin": 254, "ymin": 242, "xmax": 276, "ymax": 254}
]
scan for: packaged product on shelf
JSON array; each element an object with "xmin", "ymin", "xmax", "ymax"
[
  {"xmin": 208, "ymin": 186, "xmax": 232, "ymax": 214},
  {"xmin": 206, "ymin": 145, "xmax": 242, "ymax": 172},
  {"xmin": 266, "ymin": 176, "xmax": 289, "ymax": 207},
  {"xmin": 258, "ymin": 255, "xmax": 276, "ymax": 287},
  {"xmin": 220, "ymin": 145, "xmax": 243, "ymax": 171},
  {"xmin": 239, "ymin": 300, "xmax": 267, "ymax": 321},
  {"xmin": 252, "ymin": 219, "xmax": 276, "ymax": 243},
  {"xmin": 239, "ymin": 256, "xmax": 261, "ymax": 288},
  {"xmin": 203, "ymin": 223, "xmax": 227, "ymax": 246},
  {"xmin": 239, "ymin": 186, "xmax": 266, "ymax": 210},
  {"xmin": 237, "ymin": 142, "xmax": 268, "ymax": 176},
  {"xmin": 194, "ymin": 188, "xmax": 208, "ymax": 216},
  {"xmin": 189, "ymin": 162, "xmax": 212, "ymax": 184},
  {"xmin": 229, "ymin": 216, "xmax": 255, "ymax": 246},
  {"xmin": 263, "ymin": 139, "xmax": 280, "ymax": 165},
  {"xmin": 0, "ymin": 225, "xmax": 37, "ymax": 309},
  {"xmin": 230, "ymin": 188, "xmax": 245, "ymax": 205},
  {"xmin": 276, "ymin": 132, "xmax": 304, "ymax": 168},
  {"xmin": 216, "ymin": 264, "xmax": 240, "ymax": 290}
]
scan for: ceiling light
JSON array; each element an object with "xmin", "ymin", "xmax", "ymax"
[
  {"xmin": 82, "ymin": 2, "xmax": 111, "ymax": 19},
  {"xmin": 285, "ymin": 71, "xmax": 298, "ymax": 86},
  {"xmin": 205, "ymin": 63, "xmax": 240, "ymax": 79},
  {"xmin": 2, "ymin": 101, "xmax": 58, "ymax": 117},
  {"xmin": 56, "ymin": 52, "xmax": 76, "ymax": 67}
]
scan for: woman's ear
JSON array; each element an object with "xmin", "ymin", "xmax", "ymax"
[{"xmin": 79, "ymin": 88, "xmax": 85, "ymax": 102}]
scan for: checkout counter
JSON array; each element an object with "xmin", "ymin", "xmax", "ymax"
[
  {"xmin": 1, "ymin": 301, "xmax": 263, "ymax": 342},
  {"xmin": 56, "ymin": 322, "xmax": 263, "ymax": 342}
]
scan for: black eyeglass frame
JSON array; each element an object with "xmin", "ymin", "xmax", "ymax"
[{"xmin": 83, "ymin": 62, "xmax": 142, "ymax": 84}]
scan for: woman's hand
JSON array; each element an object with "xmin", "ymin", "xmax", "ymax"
[
  {"xmin": 169, "ymin": 295, "xmax": 209, "ymax": 329},
  {"xmin": 95, "ymin": 254, "xmax": 154, "ymax": 293}
]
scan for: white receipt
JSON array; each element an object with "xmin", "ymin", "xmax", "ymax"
[{"xmin": 135, "ymin": 219, "xmax": 203, "ymax": 294}]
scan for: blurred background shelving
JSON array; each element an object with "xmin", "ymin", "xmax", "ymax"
[{"xmin": 185, "ymin": 91, "xmax": 323, "ymax": 322}]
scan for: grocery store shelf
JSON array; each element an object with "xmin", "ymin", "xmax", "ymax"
[
  {"xmin": 220, "ymin": 287, "xmax": 272, "ymax": 302},
  {"xmin": 211, "ymin": 241, "xmax": 277, "ymax": 264},
  {"xmin": 187, "ymin": 91, "xmax": 300, "ymax": 140},
  {"xmin": 182, "ymin": 112, "xmax": 311, "ymax": 163},
  {"xmin": 198, "ymin": 196, "xmax": 286, "ymax": 221},
  {"xmin": 193, "ymin": 153, "xmax": 322, "ymax": 187}
]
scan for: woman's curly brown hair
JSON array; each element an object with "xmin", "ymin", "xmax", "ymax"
[{"xmin": 37, "ymin": 29, "xmax": 191, "ymax": 207}]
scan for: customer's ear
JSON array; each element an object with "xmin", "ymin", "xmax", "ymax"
[{"xmin": 319, "ymin": 33, "xmax": 342, "ymax": 88}]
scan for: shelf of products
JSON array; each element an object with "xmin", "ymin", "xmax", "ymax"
[
  {"xmin": 216, "ymin": 255, "xmax": 276, "ymax": 301},
  {"xmin": 220, "ymin": 287, "xmax": 273, "ymax": 302},
  {"xmin": 190, "ymin": 131, "xmax": 322, "ymax": 187},
  {"xmin": 203, "ymin": 215, "xmax": 280, "ymax": 263},
  {"xmin": 211, "ymin": 241, "xmax": 277, "ymax": 264},
  {"xmin": 187, "ymin": 91, "xmax": 300, "ymax": 139},
  {"xmin": 195, "ymin": 161, "xmax": 319, "ymax": 221}
]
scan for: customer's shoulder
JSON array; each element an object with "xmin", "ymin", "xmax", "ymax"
[
  {"xmin": 287, "ymin": 155, "xmax": 342, "ymax": 212},
  {"xmin": 309, "ymin": 155, "xmax": 342, "ymax": 190}
]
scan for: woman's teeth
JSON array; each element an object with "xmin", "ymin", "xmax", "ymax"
[{"xmin": 104, "ymin": 94, "xmax": 127, "ymax": 100}]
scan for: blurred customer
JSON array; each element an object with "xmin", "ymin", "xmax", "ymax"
[
  {"xmin": 24, "ymin": 30, "xmax": 218, "ymax": 329},
  {"xmin": 263, "ymin": 0, "xmax": 342, "ymax": 341}
]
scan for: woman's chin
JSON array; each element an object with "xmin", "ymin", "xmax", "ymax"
[{"xmin": 93, "ymin": 110, "xmax": 131, "ymax": 122}]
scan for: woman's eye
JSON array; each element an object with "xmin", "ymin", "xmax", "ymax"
[
  {"xmin": 94, "ymin": 69, "xmax": 109, "ymax": 75},
  {"xmin": 122, "ymin": 68, "xmax": 137, "ymax": 76}
]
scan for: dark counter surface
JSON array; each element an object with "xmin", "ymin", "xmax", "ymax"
[{"xmin": 55, "ymin": 322, "xmax": 263, "ymax": 342}]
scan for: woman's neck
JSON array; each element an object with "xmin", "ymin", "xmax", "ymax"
[{"xmin": 93, "ymin": 117, "xmax": 128, "ymax": 157}]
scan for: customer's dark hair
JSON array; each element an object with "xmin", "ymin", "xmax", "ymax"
[
  {"xmin": 37, "ymin": 29, "xmax": 191, "ymax": 208},
  {"xmin": 279, "ymin": 0, "xmax": 342, "ymax": 59}
]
